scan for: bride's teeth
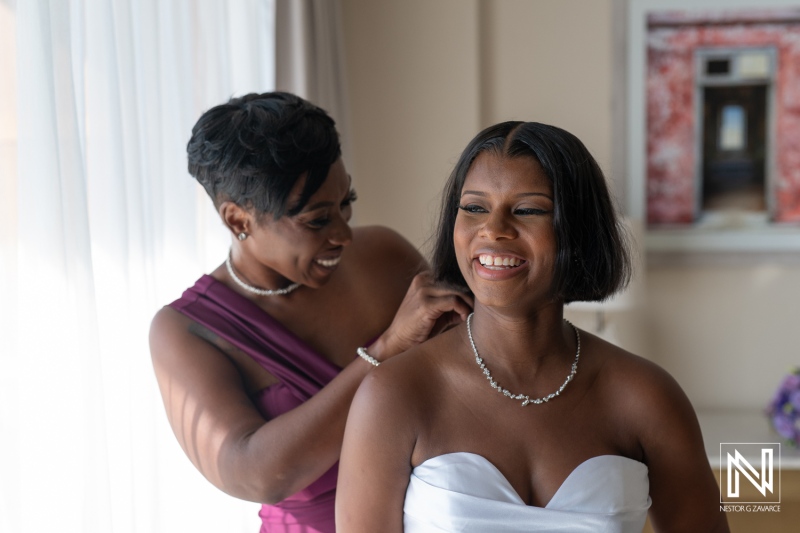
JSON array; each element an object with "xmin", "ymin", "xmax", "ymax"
[{"xmin": 478, "ymin": 255, "xmax": 522, "ymax": 267}]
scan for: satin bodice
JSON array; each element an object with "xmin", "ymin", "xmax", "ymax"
[{"xmin": 404, "ymin": 452, "xmax": 651, "ymax": 532}]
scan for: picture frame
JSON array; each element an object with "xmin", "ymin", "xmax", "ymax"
[{"xmin": 623, "ymin": 0, "xmax": 800, "ymax": 261}]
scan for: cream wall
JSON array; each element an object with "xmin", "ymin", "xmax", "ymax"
[
  {"xmin": 647, "ymin": 264, "xmax": 800, "ymax": 409},
  {"xmin": 340, "ymin": 0, "xmax": 481, "ymax": 252},
  {"xmin": 479, "ymin": 0, "xmax": 614, "ymax": 174},
  {"xmin": 340, "ymin": 0, "xmax": 798, "ymax": 411}
]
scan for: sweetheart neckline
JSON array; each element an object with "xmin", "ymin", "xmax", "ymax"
[{"xmin": 412, "ymin": 452, "xmax": 648, "ymax": 509}]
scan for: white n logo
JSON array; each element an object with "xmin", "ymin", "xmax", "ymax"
[{"xmin": 727, "ymin": 448, "xmax": 773, "ymax": 497}]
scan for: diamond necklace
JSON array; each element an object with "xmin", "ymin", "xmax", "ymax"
[
  {"xmin": 225, "ymin": 251, "xmax": 301, "ymax": 296},
  {"xmin": 466, "ymin": 312, "xmax": 580, "ymax": 406}
]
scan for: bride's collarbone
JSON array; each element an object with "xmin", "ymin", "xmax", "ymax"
[{"xmin": 415, "ymin": 384, "xmax": 625, "ymax": 465}]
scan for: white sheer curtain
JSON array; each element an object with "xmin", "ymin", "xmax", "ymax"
[{"xmin": 1, "ymin": 1, "xmax": 275, "ymax": 531}]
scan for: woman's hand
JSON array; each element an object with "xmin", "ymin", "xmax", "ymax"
[{"xmin": 369, "ymin": 271, "xmax": 473, "ymax": 361}]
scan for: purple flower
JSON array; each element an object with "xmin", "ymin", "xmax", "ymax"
[
  {"xmin": 767, "ymin": 370, "xmax": 800, "ymax": 446},
  {"xmin": 783, "ymin": 373, "xmax": 800, "ymax": 390},
  {"xmin": 768, "ymin": 390, "xmax": 787, "ymax": 413},
  {"xmin": 772, "ymin": 414, "xmax": 796, "ymax": 441}
]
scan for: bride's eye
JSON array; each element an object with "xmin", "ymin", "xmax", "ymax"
[
  {"xmin": 341, "ymin": 189, "xmax": 358, "ymax": 208},
  {"xmin": 458, "ymin": 204, "xmax": 487, "ymax": 213},
  {"xmin": 514, "ymin": 207, "xmax": 549, "ymax": 216}
]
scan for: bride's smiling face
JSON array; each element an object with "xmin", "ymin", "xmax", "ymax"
[{"xmin": 454, "ymin": 152, "xmax": 557, "ymax": 310}]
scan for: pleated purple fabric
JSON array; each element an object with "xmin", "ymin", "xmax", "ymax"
[{"xmin": 170, "ymin": 275, "xmax": 347, "ymax": 532}]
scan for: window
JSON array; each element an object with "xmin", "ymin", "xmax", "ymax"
[
  {"xmin": 719, "ymin": 105, "xmax": 746, "ymax": 151},
  {"xmin": 1, "ymin": 1, "xmax": 274, "ymax": 530}
]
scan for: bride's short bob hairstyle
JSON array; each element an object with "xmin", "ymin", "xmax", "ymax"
[
  {"xmin": 187, "ymin": 92, "xmax": 341, "ymax": 219},
  {"xmin": 432, "ymin": 121, "xmax": 631, "ymax": 304}
]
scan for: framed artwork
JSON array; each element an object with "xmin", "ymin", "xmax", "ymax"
[{"xmin": 625, "ymin": 0, "xmax": 800, "ymax": 255}]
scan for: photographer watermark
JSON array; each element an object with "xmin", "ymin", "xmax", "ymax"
[{"xmin": 719, "ymin": 443, "xmax": 781, "ymax": 513}]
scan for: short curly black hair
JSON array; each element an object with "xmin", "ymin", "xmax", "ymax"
[
  {"xmin": 432, "ymin": 121, "xmax": 631, "ymax": 304},
  {"xmin": 186, "ymin": 92, "xmax": 341, "ymax": 219}
]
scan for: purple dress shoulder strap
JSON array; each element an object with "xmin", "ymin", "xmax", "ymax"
[{"xmin": 171, "ymin": 274, "xmax": 342, "ymax": 401}]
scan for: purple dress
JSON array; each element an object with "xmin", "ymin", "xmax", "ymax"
[{"xmin": 170, "ymin": 275, "xmax": 349, "ymax": 532}]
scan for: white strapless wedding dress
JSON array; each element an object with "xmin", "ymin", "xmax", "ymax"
[{"xmin": 403, "ymin": 452, "xmax": 651, "ymax": 532}]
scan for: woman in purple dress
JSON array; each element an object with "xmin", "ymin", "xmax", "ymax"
[{"xmin": 149, "ymin": 92, "xmax": 472, "ymax": 532}]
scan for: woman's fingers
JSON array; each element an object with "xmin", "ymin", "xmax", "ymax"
[
  {"xmin": 379, "ymin": 273, "xmax": 473, "ymax": 356},
  {"xmin": 426, "ymin": 294, "xmax": 474, "ymax": 337},
  {"xmin": 448, "ymin": 293, "xmax": 473, "ymax": 321}
]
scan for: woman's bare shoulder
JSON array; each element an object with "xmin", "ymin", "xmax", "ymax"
[
  {"xmin": 149, "ymin": 306, "xmax": 235, "ymax": 379},
  {"xmin": 150, "ymin": 305, "xmax": 235, "ymax": 361},
  {"xmin": 350, "ymin": 225, "xmax": 426, "ymax": 274},
  {"xmin": 337, "ymin": 226, "xmax": 427, "ymax": 311},
  {"xmin": 351, "ymin": 224, "xmax": 412, "ymax": 246},
  {"xmin": 149, "ymin": 305, "xmax": 191, "ymax": 355}
]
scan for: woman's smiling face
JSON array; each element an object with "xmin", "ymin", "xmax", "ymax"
[
  {"xmin": 454, "ymin": 151, "xmax": 558, "ymax": 310},
  {"xmin": 246, "ymin": 158, "xmax": 356, "ymax": 289}
]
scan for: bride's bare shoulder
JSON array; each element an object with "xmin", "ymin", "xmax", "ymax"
[
  {"xmin": 582, "ymin": 331, "xmax": 701, "ymax": 442},
  {"xmin": 353, "ymin": 327, "xmax": 462, "ymax": 418}
]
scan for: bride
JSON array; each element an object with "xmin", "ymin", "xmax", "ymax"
[{"xmin": 335, "ymin": 122, "xmax": 729, "ymax": 532}]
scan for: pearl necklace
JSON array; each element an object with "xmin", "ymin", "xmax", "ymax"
[
  {"xmin": 466, "ymin": 313, "xmax": 580, "ymax": 406},
  {"xmin": 225, "ymin": 252, "xmax": 301, "ymax": 296}
]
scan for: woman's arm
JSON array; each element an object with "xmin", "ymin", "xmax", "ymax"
[
  {"xmin": 150, "ymin": 229, "xmax": 471, "ymax": 504},
  {"xmin": 151, "ymin": 308, "xmax": 378, "ymax": 504},
  {"xmin": 335, "ymin": 363, "xmax": 417, "ymax": 533},
  {"xmin": 627, "ymin": 363, "xmax": 730, "ymax": 532}
]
